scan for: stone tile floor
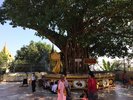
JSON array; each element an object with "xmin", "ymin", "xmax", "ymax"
[{"xmin": 0, "ymin": 82, "xmax": 132, "ymax": 100}]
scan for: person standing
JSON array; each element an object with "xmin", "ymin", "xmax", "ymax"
[
  {"xmin": 20, "ymin": 72, "xmax": 28, "ymax": 87},
  {"xmin": 57, "ymin": 75, "xmax": 66, "ymax": 100},
  {"xmin": 31, "ymin": 73, "xmax": 37, "ymax": 92},
  {"xmin": 87, "ymin": 72, "xmax": 97, "ymax": 100},
  {"xmin": 64, "ymin": 75, "xmax": 71, "ymax": 100},
  {"xmin": 122, "ymin": 70, "xmax": 128, "ymax": 87}
]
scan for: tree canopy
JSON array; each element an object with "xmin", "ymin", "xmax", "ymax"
[
  {"xmin": 15, "ymin": 41, "xmax": 51, "ymax": 64},
  {"xmin": 0, "ymin": 0, "xmax": 133, "ymax": 58}
]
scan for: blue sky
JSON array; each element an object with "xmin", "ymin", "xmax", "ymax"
[
  {"xmin": 0, "ymin": 0, "xmax": 3, "ymax": 6},
  {"xmin": 0, "ymin": 0, "xmax": 59, "ymax": 57},
  {"xmin": 0, "ymin": 22, "xmax": 55, "ymax": 56}
]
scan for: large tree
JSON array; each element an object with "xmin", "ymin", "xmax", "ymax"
[
  {"xmin": 12, "ymin": 41, "xmax": 51, "ymax": 72},
  {"xmin": 0, "ymin": 0, "xmax": 133, "ymax": 73},
  {"xmin": 15, "ymin": 41, "xmax": 51, "ymax": 64}
]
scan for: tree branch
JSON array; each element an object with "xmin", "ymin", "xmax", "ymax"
[{"xmin": 37, "ymin": 28, "xmax": 67, "ymax": 50}]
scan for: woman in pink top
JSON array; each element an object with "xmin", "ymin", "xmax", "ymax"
[{"xmin": 57, "ymin": 75, "xmax": 66, "ymax": 100}]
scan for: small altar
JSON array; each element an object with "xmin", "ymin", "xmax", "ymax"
[
  {"xmin": 48, "ymin": 51, "xmax": 115, "ymax": 90},
  {"xmin": 45, "ymin": 72, "xmax": 115, "ymax": 90}
]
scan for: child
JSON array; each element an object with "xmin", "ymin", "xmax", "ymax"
[
  {"xmin": 129, "ymin": 77, "xmax": 133, "ymax": 88},
  {"xmin": 81, "ymin": 93, "xmax": 88, "ymax": 100},
  {"xmin": 80, "ymin": 90, "xmax": 88, "ymax": 100}
]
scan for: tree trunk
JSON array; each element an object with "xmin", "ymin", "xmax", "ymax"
[
  {"xmin": 61, "ymin": 39, "xmax": 89, "ymax": 74},
  {"xmin": 40, "ymin": 28, "xmax": 89, "ymax": 74}
]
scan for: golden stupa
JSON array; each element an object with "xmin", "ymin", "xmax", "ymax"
[
  {"xmin": 0, "ymin": 43, "xmax": 14, "ymax": 73},
  {"xmin": 1, "ymin": 43, "xmax": 14, "ymax": 62}
]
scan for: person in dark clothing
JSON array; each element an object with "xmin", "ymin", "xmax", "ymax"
[
  {"xmin": 64, "ymin": 75, "xmax": 72, "ymax": 100},
  {"xmin": 80, "ymin": 89, "xmax": 88, "ymax": 100},
  {"xmin": 20, "ymin": 73, "xmax": 28, "ymax": 87},
  {"xmin": 31, "ymin": 73, "xmax": 37, "ymax": 92},
  {"xmin": 122, "ymin": 70, "xmax": 128, "ymax": 88}
]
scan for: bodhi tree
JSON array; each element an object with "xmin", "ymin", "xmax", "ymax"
[{"xmin": 0, "ymin": 0, "xmax": 133, "ymax": 74}]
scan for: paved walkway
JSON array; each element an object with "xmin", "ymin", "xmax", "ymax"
[
  {"xmin": 0, "ymin": 82, "xmax": 132, "ymax": 100},
  {"xmin": 98, "ymin": 83, "xmax": 133, "ymax": 100}
]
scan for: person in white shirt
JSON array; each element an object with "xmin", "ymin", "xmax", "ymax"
[
  {"xmin": 31, "ymin": 73, "xmax": 37, "ymax": 92},
  {"xmin": 51, "ymin": 81, "xmax": 58, "ymax": 93}
]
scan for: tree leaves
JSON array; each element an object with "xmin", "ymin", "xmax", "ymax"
[
  {"xmin": 15, "ymin": 41, "xmax": 51, "ymax": 64},
  {"xmin": 100, "ymin": 59, "xmax": 115, "ymax": 71},
  {"xmin": 0, "ymin": 0, "xmax": 133, "ymax": 58}
]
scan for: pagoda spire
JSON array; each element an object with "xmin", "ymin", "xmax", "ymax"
[
  {"xmin": 2, "ymin": 42, "xmax": 8, "ymax": 54},
  {"xmin": 1, "ymin": 43, "xmax": 14, "ymax": 62}
]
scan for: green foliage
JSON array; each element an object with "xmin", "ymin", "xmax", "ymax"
[
  {"xmin": 100, "ymin": 59, "xmax": 115, "ymax": 71},
  {"xmin": 113, "ymin": 60, "xmax": 123, "ymax": 71},
  {"xmin": 15, "ymin": 41, "xmax": 51, "ymax": 64},
  {"xmin": 0, "ymin": 51, "xmax": 8, "ymax": 66},
  {"xmin": 0, "ymin": 0, "xmax": 133, "ymax": 58},
  {"xmin": 100, "ymin": 58, "xmax": 132, "ymax": 72},
  {"xmin": 0, "ymin": 52, "xmax": 8, "ymax": 74}
]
